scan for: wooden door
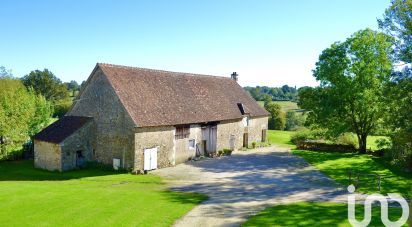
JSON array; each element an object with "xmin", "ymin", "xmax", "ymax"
[
  {"xmin": 262, "ymin": 129, "xmax": 267, "ymax": 142},
  {"xmin": 243, "ymin": 133, "xmax": 248, "ymax": 148}
]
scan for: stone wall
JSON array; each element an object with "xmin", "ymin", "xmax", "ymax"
[
  {"xmin": 60, "ymin": 121, "xmax": 93, "ymax": 171},
  {"xmin": 247, "ymin": 116, "xmax": 269, "ymax": 144},
  {"xmin": 174, "ymin": 124, "xmax": 202, "ymax": 164},
  {"xmin": 216, "ymin": 119, "xmax": 244, "ymax": 151},
  {"xmin": 134, "ymin": 126, "xmax": 175, "ymax": 172},
  {"xmin": 34, "ymin": 140, "xmax": 61, "ymax": 171},
  {"xmin": 68, "ymin": 68, "xmax": 136, "ymax": 170},
  {"xmin": 134, "ymin": 124, "xmax": 204, "ymax": 172}
]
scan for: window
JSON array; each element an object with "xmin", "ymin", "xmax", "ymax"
[
  {"xmin": 242, "ymin": 116, "xmax": 250, "ymax": 127},
  {"xmin": 188, "ymin": 139, "xmax": 196, "ymax": 149},
  {"xmin": 175, "ymin": 125, "xmax": 190, "ymax": 139}
]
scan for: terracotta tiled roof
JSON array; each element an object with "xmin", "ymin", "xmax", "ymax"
[
  {"xmin": 98, "ymin": 63, "xmax": 269, "ymax": 127},
  {"xmin": 33, "ymin": 116, "xmax": 92, "ymax": 143}
]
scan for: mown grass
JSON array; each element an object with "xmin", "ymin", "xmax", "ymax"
[
  {"xmin": 268, "ymin": 130, "xmax": 411, "ymax": 197},
  {"xmin": 293, "ymin": 150, "xmax": 412, "ymax": 197},
  {"xmin": 0, "ymin": 160, "xmax": 207, "ymax": 226},
  {"xmin": 243, "ymin": 202, "xmax": 407, "ymax": 227},
  {"xmin": 267, "ymin": 130, "xmax": 295, "ymax": 148},
  {"xmin": 257, "ymin": 101, "xmax": 299, "ymax": 112}
]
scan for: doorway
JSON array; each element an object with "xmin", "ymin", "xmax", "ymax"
[
  {"xmin": 202, "ymin": 125, "xmax": 217, "ymax": 154},
  {"xmin": 76, "ymin": 150, "xmax": 85, "ymax": 168}
]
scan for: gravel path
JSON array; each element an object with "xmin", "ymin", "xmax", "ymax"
[{"xmin": 153, "ymin": 146, "xmax": 349, "ymax": 227}]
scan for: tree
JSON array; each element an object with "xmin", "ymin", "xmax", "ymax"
[
  {"xmin": 265, "ymin": 101, "xmax": 285, "ymax": 130},
  {"xmin": 0, "ymin": 66, "xmax": 13, "ymax": 78},
  {"xmin": 21, "ymin": 69, "xmax": 70, "ymax": 102},
  {"xmin": 285, "ymin": 111, "xmax": 306, "ymax": 131},
  {"xmin": 378, "ymin": 0, "xmax": 412, "ymax": 63},
  {"xmin": 299, "ymin": 29, "xmax": 394, "ymax": 153},
  {"xmin": 379, "ymin": 0, "xmax": 412, "ymax": 167},
  {"xmin": 0, "ymin": 79, "xmax": 52, "ymax": 159},
  {"xmin": 64, "ymin": 80, "xmax": 80, "ymax": 91}
]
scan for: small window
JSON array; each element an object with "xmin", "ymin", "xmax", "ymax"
[
  {"xmin": 175, "ymin": 125, "xmax": 190, "ymax": 139},
  {"xmin": 242, "ymin": 116, "xmax": 250, "ymax": 127},
  {"xmin": 188, "ymin": 139, "xmax": 195, "ymax": 149}
]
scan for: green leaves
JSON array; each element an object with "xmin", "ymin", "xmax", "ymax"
[
  {"xmin": 300, "ymin": 29, "xmax": 394, "ymax": 152},
  {"xmin": 0, "ymin": 79, "xmax": 52, "ymax": 158}
]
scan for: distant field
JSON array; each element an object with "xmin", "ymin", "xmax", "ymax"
[{"xmin": 257, "ymin": 101, "xmax": 299, "ymax": 112}]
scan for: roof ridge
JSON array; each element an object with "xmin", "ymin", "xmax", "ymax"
[{"xmin": 97, "ymin": 63, "xmax": 232, "ymax": 80}]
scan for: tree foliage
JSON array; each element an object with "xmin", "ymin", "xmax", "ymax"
[
  {"xmin": 378, "ymin": 0, "xmax": 412, "ymax": 63},
  {"xmin": 21, "ymin": 69, "xmax": 71, "ymax": 117},
  {"xmin": 0, "ymin": 66, "xmax": 13, "ymax": 78},
  {"xmin": 0, "ymin": 79, "xmax": 52, "ymax": 159},
  {"xmin": 244, "ymin": 85, "xmax": 298, "ymax": 101},
  {"xmin": 378, "ymin": 0, "xmax": 412, "ymax": 167},
  {"xmin": 299, "ymin": 29, "xmax": 394, "ymax": 153},
  {"xmin": 21, "ymin": 69, "xmax": 70, "ymax": 102},
  {"xmin": 285, "ymin": 111, "xmax": 306, "ymax": 131},
  {"xmin": 264, "ymin": 101, "xmax": 286, "ymax": 130}
]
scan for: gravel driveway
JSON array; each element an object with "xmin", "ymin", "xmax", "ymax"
[{"xmin": 153, "ymin": 146, "xmax": 348, "ymax": 227}]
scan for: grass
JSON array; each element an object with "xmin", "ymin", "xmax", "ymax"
[
  {"xmin": 267, "ymin": 130, "xmax": 295, "ymax": 148},
  {"xmin": 243, "ymin": 202, "xmax": 407, "ymax": 227},
  {"xmin": 0, "ymin": 160, "xmax": 207, "ymax": 226},
  {"xmin": 293, "ymin": 150, "xmax": 412, "ymax": 197},
  {"xmin": 267, "ymin": 130, "xmax": 412, "ymax": 197},
  {"xmin": 257, "ymin": 101, "xmax": 299, "ymax": 112}
]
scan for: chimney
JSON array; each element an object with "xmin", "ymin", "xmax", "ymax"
[{"xmin": 231, "ymin": 72, "xmax": 238, "ymax": 82}]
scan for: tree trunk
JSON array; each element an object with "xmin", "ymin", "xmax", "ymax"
[{"xmin": 358, "ymin": 134, "xmax": 367, "ymax": 153}]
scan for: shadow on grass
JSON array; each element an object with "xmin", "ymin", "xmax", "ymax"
[
  {"xmin": 161, "ymin": 191, "xmax": 208, "ymax": 205},
  {"xmin": 242, "ymin": 202, "xmax": 405, "ymax": 227},
  {"xmin": 292, "ymin": 149, "xmax": 412, "ymax": 197},
  {"xmin": 0, "ymin": 160, "xmax": 123, "ymax": 181}
]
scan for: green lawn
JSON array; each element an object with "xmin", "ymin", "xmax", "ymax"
[
  {"xmin": 293, "ymin": 150, "xmax": 412, "ymax": 197},
  {"xmin": 0, "ymin": 161, "xmax": 206, "ymax": 226},
  {"xmin": 257, "ymin": 101, "xmax": 299, "ymax": 112},
  {"xmin": 268, "ymin": 130, "xmax": 411, "ymax": 197},
  {"xmin": 243, "ymin": 202, "xmax": 407, "ymax": 227},
  {"xmin": 267, "ymin": 130, "xmax": 295, "ymax": 148}
]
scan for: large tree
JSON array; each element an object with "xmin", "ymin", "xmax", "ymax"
[
  {"xmin": 379, "ymin": 0, "xmax": 412, "ymax": 167},
  {"xmin": 21, "ymin": 69, "xmax": 70, "ymax": 102},
  {"xmin": 264, "ymin": 101, "xmax": 285, "ymax": 130},
  {"xmin": 299, "ymin": 29, "xmax": 394, "ymax": 153},
  {"xmin": 0, "ymin": 66, "xmax": 13, "ymax": 78},
  {"xmin": 378, "ymin": 0, "xmax": 412, "ymax": 64},
  {"xmin": 0, "ymin": 79, "xmax": 52, "ymax": 159}
]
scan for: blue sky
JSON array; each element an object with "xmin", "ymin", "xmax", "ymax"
[{"xmin": 1, "ymin": 0, "xmax": 390, "ymax": 87}]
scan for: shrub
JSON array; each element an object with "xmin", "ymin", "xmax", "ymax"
[
  {"xmin": 335, "ymin": 133, "xmax": 358, "ymax": 148},
  {"xmin": 291, "ymin": 129, "xmax": 315, "ymax": 145},
  {"xmin": 285, "ymin": 111, "xmax": 306, "ymax": 131},
  {"xmin": 223, "ymin": 149, "xmax": 232, "ymax": 156},
  {"xmin": 252, "ymin": 141, "xmax": 257, "ymax": 148}
]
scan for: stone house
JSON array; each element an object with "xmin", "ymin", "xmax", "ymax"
[{"xmin": 34, "ymin": 63, "xmax": 269, "ymax": 172}]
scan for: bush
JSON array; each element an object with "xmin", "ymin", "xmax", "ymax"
[
  {"xmin": 53, "ymin": 98, "xmax": 72, "ymax": 118},
  {"xmin": 285, "ymin": 111, "xmax": 306, "ymax": 131},
  {"xmin": 335, "ymin": 133, "xmax": 358, "ymax": 148},
  {"xmin": 252, "ymin": 142, "xmax": 257, "ymax": 148},
  {"xmin": 291, "ymin": 129, "xmax": 315, "ymax": 145}
]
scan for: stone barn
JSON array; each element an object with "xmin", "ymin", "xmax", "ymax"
[{"xmin": 34, "ymin": 63, "xmax": 269, "ymax": 172}]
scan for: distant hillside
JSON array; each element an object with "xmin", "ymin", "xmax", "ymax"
[
  {"xmin": 257, "ymin": 101, "xmax": 300, "ymax": 112},
  {"xmin": 244, "ymin": 85, "xmax": 298, "ymax": 102}
]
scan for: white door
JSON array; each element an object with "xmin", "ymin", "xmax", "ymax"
[
  {"xmin": 150, "ymin": 148, "xmax": 157, "ymax": 169},
  {"xmin": 144, "ymin": 148, "xmax": 158, "ymax": 170}
]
